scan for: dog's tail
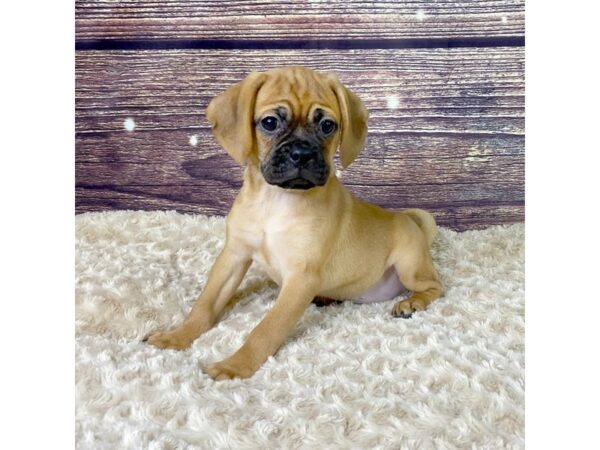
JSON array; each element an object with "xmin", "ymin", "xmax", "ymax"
[{"xmin": 403, "ymin": 208, "xmax": 438, "ymax": 247}]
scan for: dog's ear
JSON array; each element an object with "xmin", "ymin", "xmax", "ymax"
[
  {"xmin": 328, "ymin": 74, "xmax": 369, "ymax": 168},
  {"xmin": 206, "ymin": 72, "xmax": 266, "ymax": 165}
]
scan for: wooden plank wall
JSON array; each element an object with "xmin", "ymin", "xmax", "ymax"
[{"xmin": 75, "ymin": 1, "xmax": 525, "ymax": 231}]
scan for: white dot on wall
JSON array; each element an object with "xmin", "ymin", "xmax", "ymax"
[
  {"xmin": 501, "ymin": 16, "xmax": 508, "ymax": 23},
  {"xmin": 123, "ymin": 118, "xmax": 135, "ymax": 132},
  {"xmin": 415, "ymin": 10, "xmax": 426, "ymax": 21},
  {"xmin": 189, "ymin": 135, "xmax": 199, "ymax": 146},
  {"xmin": 387, "ymin": 95, "xmax": 400, "ymax": 109}
]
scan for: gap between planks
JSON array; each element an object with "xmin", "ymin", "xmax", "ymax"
[{"xmin": 75, "ymin": 36, "xmax": 525, "ymax": 51}]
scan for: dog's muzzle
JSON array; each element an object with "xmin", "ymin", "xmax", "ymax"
[{"xmin": 261, "ymin": 138, "xmax": 329, "ymax": 190}]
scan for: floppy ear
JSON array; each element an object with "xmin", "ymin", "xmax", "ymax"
[
  {"xmin": 206, "ymin": 71, "xmax": 266, "ymax": 165},
  {"xmin": 329, "ymin": 75, "xmax": 369, "ymax": 168}
]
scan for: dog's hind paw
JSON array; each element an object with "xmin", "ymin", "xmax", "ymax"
[{"xmin": 391, "ymin": 298, "xmax": 426, "ymax": 319}]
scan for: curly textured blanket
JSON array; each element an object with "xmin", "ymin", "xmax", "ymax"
[{"xmin": 75, "ymin": 211, "xmax": 524, "ymax": 449}]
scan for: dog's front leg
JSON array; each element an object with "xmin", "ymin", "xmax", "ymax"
[
  {"xmin": 205, "ymin": 272, "xmax": 320, "ymax": 380},
  {"xmin": 146, "ymin": 244, "xmax": 251, "ymax": 350}
]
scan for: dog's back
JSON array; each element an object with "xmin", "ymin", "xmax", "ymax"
[{"xmin": 402, "ymin": 208, "xmax": 438, "ymax": 247}]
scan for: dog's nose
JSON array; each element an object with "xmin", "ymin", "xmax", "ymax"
[{"xmin": 288, "ymin": 143, "xmax": 318, "ymax": 166}]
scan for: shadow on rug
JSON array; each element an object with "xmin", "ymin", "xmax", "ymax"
[{"xmin": 75, "ymin": 211, "xmax": 524, "ymax": 449}]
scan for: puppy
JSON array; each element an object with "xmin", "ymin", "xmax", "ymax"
[{"xmin": 146, "ymin": 67, "xmax": 443, "ymax": 380}]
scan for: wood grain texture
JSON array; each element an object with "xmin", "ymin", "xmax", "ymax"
[
  {"xmin": 75, "ymin": 0, "xmax": 524, "ymax": 42},
  {"xmin": 77, "ymin": 184, "xmax": 523, "ymax": 230},
  {"xmin": 76, "ymin": 48, "xmax": 523, "ymax": 230},
  {"xmin": 76, "ymin": 48, "xmax": 524, "ymax": 135}
]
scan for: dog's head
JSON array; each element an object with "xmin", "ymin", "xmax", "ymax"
[{"xmin": 206, "ymin": 67, "xmax": 368, "ymax": 190}]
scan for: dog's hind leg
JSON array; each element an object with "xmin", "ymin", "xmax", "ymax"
[{"xmin": 390, "ymin": 235, "xmax": 442, "ymax": 319}]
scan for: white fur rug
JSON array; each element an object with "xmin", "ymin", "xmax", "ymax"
[{"xmin": 75, "ymin": 211, "xmax": 524, "ymax": 449}]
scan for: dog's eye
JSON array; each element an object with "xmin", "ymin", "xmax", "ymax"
[
  {"xmin": 320, "ymin": 119, "xmax": 336, "ymax": 135},
  {"xmin": 260, "ymin": 116, "xmax": 279, "ymax": 132}
]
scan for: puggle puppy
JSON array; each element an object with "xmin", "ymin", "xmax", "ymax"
[{"xmin": 146, "ymin": 66, "xmax": 443, "ymax": 380}]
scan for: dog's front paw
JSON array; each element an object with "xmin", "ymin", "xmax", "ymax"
[
  {"xmin": 391, "ymin": 298, "xmax": 427, "ymax": 319},
  {"xmin": 144, "ymin": 330, "xmax": 193, "ymax": 351},
  {"xmin": 204, "ymin": 356, "xmax": 257, "ymax": 381}
]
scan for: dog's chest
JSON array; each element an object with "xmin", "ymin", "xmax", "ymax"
[
  {"xmin": 253, "ymin": 218, "xmax": 289, "ymax": 284},
  {"xmin": 240, "ymin": 195, "xmax": 314, "ymax": 285}
]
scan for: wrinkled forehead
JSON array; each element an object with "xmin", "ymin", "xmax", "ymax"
[{"xmin": 255, "ymin": 68, "xmax": 340, "ymax": 121}]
